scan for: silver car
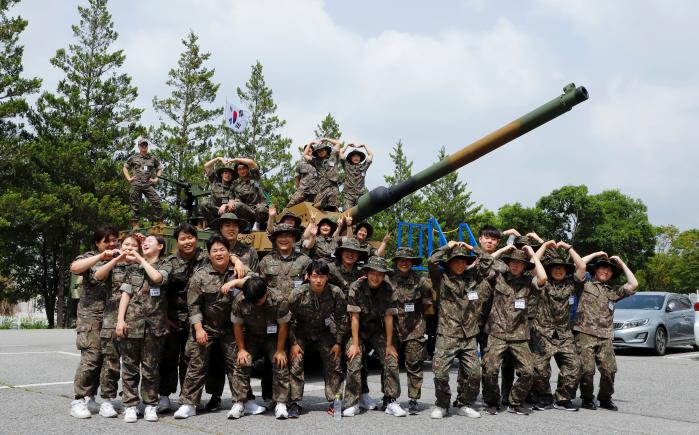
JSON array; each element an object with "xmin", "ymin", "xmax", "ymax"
[{"xmin": 613, "ymin": 292, "xmax": 697, "ymax": 356}]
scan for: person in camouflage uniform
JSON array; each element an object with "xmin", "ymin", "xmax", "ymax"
[
  {"xmin": 287, "ymin": 261, "xmax": 347, "ymax": 417},
  {"xmin": 307, "ymin": 215, "xmax": 341, "ymax": 262},
  {"xmin": 389, "ymin": 247, "xmax": 433, "ymax": 414},
  {"xmin": 68, "ymin": 226, "xmax": 119, "ymax": 419},
  {"xmin": 259, "ymin": 224, "xmax": 312, "ymax": 298},
  {"xmin": 528, "ymin": 241, "xmax": 586, "ymax": 411},
  {"xmin": 328, "ymin": 236, "xmax": 368, "ymax": 293},
  {"xmin": 482, "ymin": 246, "xmax": 547, "ymax": 416},
  {"xmin": 115, "ymin": 235, "xmax": 171, "ymax": 423},
  {"xmin": 304, "ymin": 138, "xmax": 341, "ymax": 211},
  {"xmin": 574, "ymin": 253, "xmax": 638, "ymax": 411},
  {"xmin": 339, "ymin": 143, "xmax": 373, "ymax": 210},
  {"xmin": 199, "ymin": 157, "xmax": 236, "ymax": 226},
  {"xmin": 286, "ymin": 145, "xmax": 319, "ymax": 208},
  {"xmin": 345, "ymin": 218, "xmax": 390, "ymax": 258},
  {"xmin": 427, "ymin": 241, "xmax": 493, "ymax": 419},
  {"xmin": 231, "ymin": 276, "xmax": 292, "ymax": 420},
  {"xmin": 343, "ymin": 256, "xmax": 407, "ymax": 418},
  {"xmin": 158, "ymin": 223, "xmax": 208, "ymax": 412},
  {"xmin": 122, "ymin": 137, "xmax": 163, "ymax": 228},
  {"xmin": 229, "ymin": 157, "xmax": 269, "ymax": 231},
  {"xmin": 93, "ymin": 232, "xmax": 142, "ymax": 418},
  {"xmin": 173, "ymin": 235, "xmax": 255, "ymax": 419}
]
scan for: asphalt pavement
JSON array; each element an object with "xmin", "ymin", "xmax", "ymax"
[{"xmin": 1, "ymin": 329, "xmax": 698, "ymax": 434}]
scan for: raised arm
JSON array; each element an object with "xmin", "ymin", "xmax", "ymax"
[
  {"xmin": 230, "ymin": 157, "xmax": 257, "ymax": 169},
  {"xmin": 524, "ymin": 245, "xmax": 547, "ymax": 287},
  {"xmin": 557, "ymin": 241, "xmax": 586, "ymax": 280},
  {"xmin": 361, "ymin": 144, "xmax": 374, "ymax": 163},
  {"xmin": 581, "ymin": 250, "xmax": 607, "ymax": 264},
  {"xmin": 376, "ymin": 232, "xmax": 390, "ymax": 257},
  {"xmin": 610, "ymin": 256, "xmax": 639, "ymax": 293}
]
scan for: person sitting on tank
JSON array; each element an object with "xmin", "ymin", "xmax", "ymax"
[
  {"xmin": 339, "ymin": 143, "xmax": 373, "ymax": 211},
  {"xmin": 199, "ymin": 157, "xmax": 236, "ymax": 228},
  {"xmin": 305, "ymin": 213, "xmax": 344, "ymax": 262},
  {"xmin": 228, "ymin": 157, "xmax": 269, "ymax": 232},
  {"xmin": 344, "ymin": 217, "xmax": 389, "ymax": 257},
  {"xmin": 303, "ymin": 138, "xmax": 341, "ymax": 211},
  {"xmin": 265, "ymin": 205, "xmax": 314, "ymax": 251},
  {"xmin": 286, "ymin": 144, "xmax": 319, "ymax": 208}
]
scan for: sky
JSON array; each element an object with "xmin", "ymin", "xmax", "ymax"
[{"xmin": 14, "ymin": 0, "xmax": 699, "ymax": 230}]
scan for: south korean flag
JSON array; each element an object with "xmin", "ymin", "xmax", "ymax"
[{"xmin": 224, "ymin": 100, "xmax": 250, "ymax": 132}]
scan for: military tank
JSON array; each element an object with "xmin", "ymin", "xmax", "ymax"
[{"xmin": 144, "ymin": 83, "xmax": 589, "ymax": 254}]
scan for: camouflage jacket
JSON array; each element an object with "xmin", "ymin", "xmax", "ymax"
[
  {"xmin": 229, "ymin": 240, "xmax": 259, "ymax": 273},
  {"xmin": 289, "ymin": 283, "xmax": 347, "ymax": 344},
  {"xmin": 73, "ymin": 251, "xmax": 108, "ymax": 326},
  {"xmin": 428, "ymin": 245, "xmax": 493, "ymax": 339},
  {"xmin": 101, "ymin": 262, "xmax": 131, "ymax": 334},
  {"xmin": 126, "ymin": 153, "xmax": 160, "ymax": 183},
  {"xmin": 295, "ymin": 160, "xmax": 319, "ymax": 194},
  {"xmin": 358, "ymin": 239, "xmax": 377, "ymax": 257},
  {"xmin": 487, "ymin": 272, "xmax": 540, "ymax": 341},
  {"xmin": 165, "ymin": 248, "xmax": 208, "ymax": 329},
  {"xmin": 121, "ymin": 259, "xmax": 172, "ymax": 338},
  {"xmin": 573, "ymin": 280, "xmax": 637, "ymax": 339},
  {"xmin": 231, "ymin": 289, "xmax": 291, "ymax": 338},
  {"xmin": 533, "ymin": 275, "xmax": 583, "ymax": 339},
  {"xmin": 232, "ymin": 168, "xmax": 265, "ymax": 206},
  {"xmin": 388, "ymin": 270, "xmax": 433, "ymax": 341},
  {"xmin": 347, "ymin": 278, "xmax": 398, "ymax": 338},
  {"xmin": 206, "ymin": 170, "xmax": 235, "ymax": 206},
  {"xmin": 309, "ymin": 235, "xmax": 338, "ymax": 262},
  {"xmin": 187, "ymin": 262, "xmax": 240, "ymax": 337},
  {"xmin": 328, "ymin": 261, "xmax": 364, "ymax": 294},
  {"xmin": 341, "ymin": 159, "xmax": 371, "ymax": 198},
  {"xmin": 313, "ymin": 151, "xmax": 340, "ymax": 187},
  {"xmin": 259, "ymin": 250, "xmax": 312, "ymax": 297}
]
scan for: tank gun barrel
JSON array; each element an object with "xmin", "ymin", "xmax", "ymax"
[{"xmin": 347, "ymin": 83, "xmax": 589, "ymax": 222}]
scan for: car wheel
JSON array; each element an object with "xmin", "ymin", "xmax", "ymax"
[{"xmin": 653, "ymin": 326, "xmax": 667, "ymax": 356}]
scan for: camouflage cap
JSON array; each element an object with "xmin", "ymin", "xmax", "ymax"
[
  {"xmin": 514, "ymin": 235, "xmax": 541, "ymax": 249},
  {"xmin": 215, "ymin": 165, "xmax": 236, "ymax": 178},
  {"xmin": 501, "ymin": 248, "xmax": 535, "ymax": 270},
  {"xmin": 312, "ymin": 141, "xmax": 332, "ymax": 156},
  {"xmin": 354, "ymin": 221, "xmax": 374, "ymax": 239},
  {"xmin": 543, "ymin": 254, "xmax": 575, "ymax": 274},
  {"xmin": 392, "ymin": 246, "xmax": 423, "ymax": 266},
  {"xmin": 318, "ymin": 216, "xmax": 338, "ymax": 232},
  {"xmin": 209, "ymin": 212, "xmax": 249, "ymax": 233},
  {"xmin": 277, "ymin": 209, "xmax": 302, "ymax": 228},
  {"xmin": 346, "ymin": 149, "xmax": 367, "ymax": 164},
  {"xmin": 334, "ymin": 237, "xmax": 369, "ymax": 260},
  {"xmin": 269, "ymin": 223, "xmax": 302, "ymax": 241},
  {"xmin": 444, "ymin": 246, "xmax": 476, "ymax": 263},
  {"xmin": 135, "ymin": 136, "xmax": 152, "ymax": 147},
  {"xmin": 361, "ymin": 256, "xmax": 392, "ymax": 273},
  {"xmin": 587, "ymin": 257, "xmax": 622, "ymax": 277}
]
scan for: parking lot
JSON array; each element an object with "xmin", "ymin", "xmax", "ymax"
[{"xmin": 1, "ymin": 329, "xmax": 698, "ymax": 434}]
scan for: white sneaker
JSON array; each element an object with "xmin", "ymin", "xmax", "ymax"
[
  {"xmin": 244, "ymin": 400, "xmax": 266, "ymax": 415},
  {"xmin": 430, "ymin": 406, "xmax": 447, "ymax": 419},
  {"xmin": 385, "ymin": 401, "xmax": 407, "ymax": 417},
  {"xmin": 274, "ymin": 403, "xmax": 288, "ymax": 419},
  {"xmin": 144, "ymin": 405, "xmax": 158, "ymax": 422},
  {"xmin": 252, "ymin": 222, "xmax": 260, "ymax": 231},
  {"xmin": 227, "ymin": 402, "xmax": 244, "ymax": 419},
  {"xmin": 99, "ymin": 401, "xmax": 117, "ymax": 418},
  {"xmin": 124, "ymin": 406, "xmax": 138, "ymax": 423},
  {"xmin": 457, "ymin": 405, "xmax": 481, "ymax": 418},
  {"xmin": 157, "ymin": 395, "xmax": 171, "ymax": 413},
  {"xmin": 359, "ymin": 393, "xmax": 377, "ymax": 410},
  {"xmin": 342, "ymin": 405, "xmax": 359, "ymax": 417},
  {"xmin": 84, "ymin": 396, "xmax": 99, "ymax": 414},
  {"xmin": 174, "ymin": 404, "xmax": 196, "ymax": 419},
  {"xmin": 70, "ymin": 399, "xmax": 91, "ymax": 419}
]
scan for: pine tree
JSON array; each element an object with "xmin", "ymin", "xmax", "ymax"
[
  {"xmin": 223, "ymin": 61, "xmax": 293, "ymax": 207},
  {"xmin": 6, "ymin": 0, "xmax": 141, "ymax": 327},
  {"xmin": 152, "ymin": 30, "xmax": 220, "ymax": 220},
  {"xmin": 314, "ymin": 113, "xmax": 342, "ymax": 140}
]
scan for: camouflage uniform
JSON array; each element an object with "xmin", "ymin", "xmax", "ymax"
[
  {"xmin": 231, "ymin": 290, "xmax": 291, "ymax": 404},
  {"xmin": 328, "ymin": 261, "xmax": 364, "ymax": 294},
  {"xmin": 99, "ymin": 262, "xmax": 130, "ymax": 399},
  {"xmin": 482, "ymin": 270, "xmax": 540, "ymax": 408},
  {"xmin": 118, "ymin": 259, "xmax": 171, "ymax": 407},
  {"xmin": 159, "ymin": 248, "xmax": 208, "ymax": 397},
  {"xmin": 286, "ymin": 160, "xmax": 318, "ymax": 208},
  {"xmin": 344, "ymin": 275, "xmax": 400, "ymax": 408},
  {"xmin": 199, "ymin": 169, "xmax": 235, "ymax": 225},
  {"xmin": 288, "ymin": 283, "xmax": 347, "ymax": 402},
  {"xmin": 179, "ymin": 262, "xmax": 242, "ymax": 406},
  {"xmin": 125, "ymin": 152, "xmax": 162, "ymax": 222},
  {"xmin": 389, "ymin": 269, "xmax": 433, "ymax": 400},
  {"xmin": 309, "ymin": 235, "xmax": 339, "ymax": 263},
  {"xmin": 259, "ymin": 250, "xmax": 312, "ymax": 298},
  {"xmin": 312, "ymin": 147, "xmax": 340, "ymax": 209},
  {"xmin": 231, "ymin": 167, "xmax": 269, "ymax": 229},
  {"xmin": 230, "ymin": 240, "xmax": 259, "ymax": 273},
  {"xmin": 573, "ymin": 279, "xmax": 636, "ymax": 403},
  {"xmin": 341, "ymin": 158, "xmax": 371, "ymax": 210},
  {"xmin": 428, "ymin": 245, "xmax": 493, "ymax": 409},
  {"xmin": 72, "ymin": 251, "xmax": 108, "ymax": 399}
]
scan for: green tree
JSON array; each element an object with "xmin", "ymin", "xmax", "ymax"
[
  {"xmin": 152, "ymin": 30, "xmax": 220, "ymax": 221},
  {"xmin": 223, "ymin": 61, "xmax": 293, "ymax": 207},
  {"xmin": 536, "ymin": 185, "xmax": 595, "ymax": 242},
  {"xmin": 3, "ymin": 0, "xmax": 141, "ymax": 327},
  {"xmin": 638, "ymin": 226, "xmax": 699, "ymax": 293},
  {"xmin": 496, "ymin": 203, "xmax": 547, "ymax": 236},
  {"xmin": 314, "ymin": 113, "xmax": 342, "ymax": 140}
]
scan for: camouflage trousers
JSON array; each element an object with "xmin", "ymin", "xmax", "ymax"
[
  {"xmin": 129, "ymin": 181, "xmax": 162, "ymax": 222},
  {"xmin": 231, "ymin": 201, "xmax": 268, "ymax": 229},
  {"xmin": 342, "ymin": 190, "xmax": 365, "ymax": 211},
  {"xmin": 432, "ymin": 335, "xmax": 480, "ymax": 409},
  {"xmin": 118, "ymin": 333, "xmax": 164, "ymax": 407},
  {"xmin": 290, "ymin": 332, "xmax": 343, "ymax": 402},
  {"xmin": 482, "ymin": 336, "xmax": 534, "ymax": 407},
  {"xmin": 233, "ymin": 334, "xmax": 290, "ymax": 404},
  {"xmin": 314, "ymin": 184, "xmax": 339, "ymax": 210},
  {"xmin": 286, "ymin": 190, "xmax": 315, "ymax": 209},
  {"xmin": 99, "ymin": 329, "xmax": 120, "ymax": 399},
  {"xmin": 198, "ymin": 199, "xmax": 225, "ymax": 226},
  {"xmin": 206, "ymin": 344, "xmax": 268, "ymax": 400},
  {"xmin": 344, "ymin": 330, "xmax": 400, "ymax": 408},
  {"xmin": 531, "ymin": 331, "xmax": 579, "ymax": 403},
  {"xmin": 574, "ymin": 332, "xmax": 617, "ymax": 402},
  {"xmin": 179, "ymin": 334, "xmax": 239, "ymax": 406},
  {"xmin": 74, "ymin": 321, "xmax": 103, "ymax": 399},
  {"xmin": 159, "ymin": 326, "xmax": 190, "ymax": 396},
  {"xmin": 401, "ymin": 338, "xmax": 427, "ymax": 400}
]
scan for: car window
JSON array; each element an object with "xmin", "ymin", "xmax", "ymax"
[
  {"xmin": 677, "ymin": 297, "xmax": 691, "ymax": 310},
  {"xmin": 614, "ymin": 294, "xmax": 665, "ymax": 310}
]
